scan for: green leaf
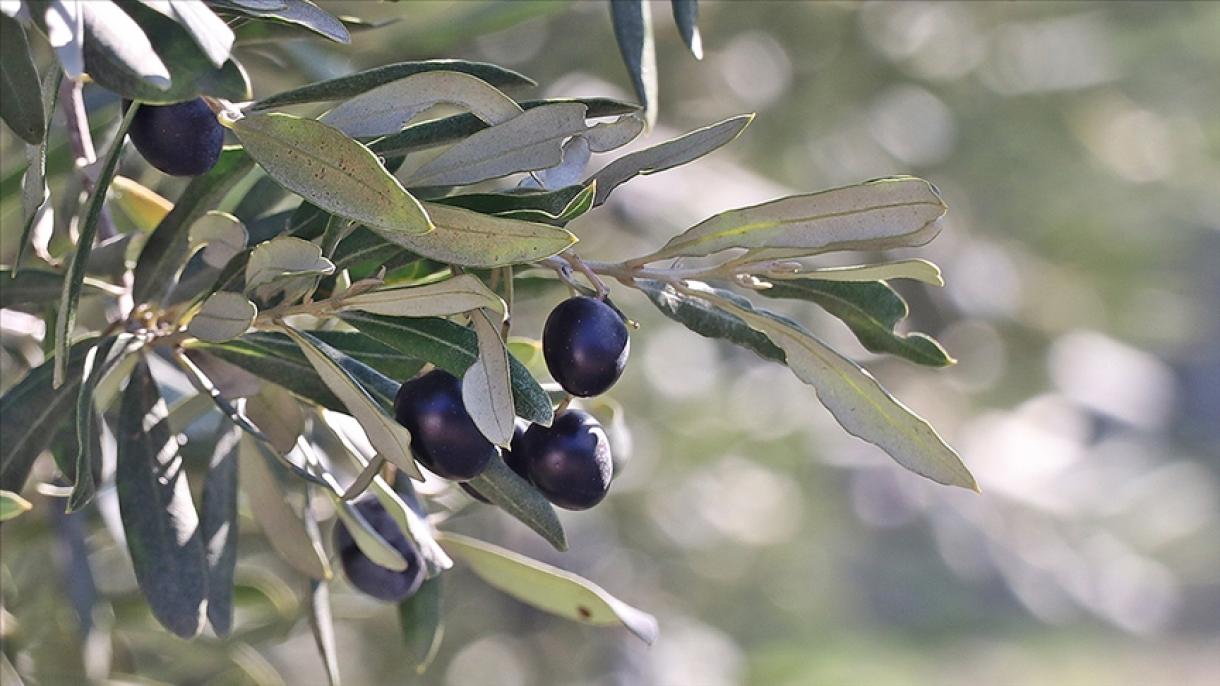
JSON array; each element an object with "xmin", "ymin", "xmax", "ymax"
[
  {"xmin": 637, "ymin": 280, "xmax": 785, "ymax": 363},
  {"xmin": 0, "ymin": 490, "xmax": 32, "ymax": 521},
  {"xmin": 590, "ymin": 114, "xmax": 753, "ymax": 206},
  {"xmin": 306, "ymin": 580, "xmax": 341, "ymax": 686},
  {"xmin": 189, "ymin": 211, "xmax": 248, "ymax": 269},
  {"xmin": 15, "ymin": 67, "xmax": 62, "ymax": 273},
  {"xmin": 83, "ymin": 1, "xmax": 251, "ymax": 104},
  {"xmin": 201, "ymin": 423, "xmax": 240, "ymax": 636},
  {"xmin": 582, "ymin": 114, "xmax": 646, "ymax": 153},
  {"xmin": 756, "ymin": 279, "xmax": 954, "ymax": 367},
  {"xmin": 53, "ymin": 104, "xmax": 138, "ymax": 387},
  {"xmin": 243, "ymin": 382, "xmax": 305, "ymax": 454},
  {"xmin": 133, "ymin": 148, "xmax": 256, "ymax": 305},
  {"xmin": 462, "ymin": 309, "xmax": 516, "ymax": 447},
  {"xmin": 368, "ymin": 97, "xmax": 640, "ymax": 158},
  {"xmin": 434, "ymin": 185, "xmax": 589, "ymax": 219},
  {"xmin": 320, "ymin": 71, "xmax": 522, "ymax": 138},
  {"xmin": 210, "ymin": 0, "xmax": 350, "ymax": 44},
  {"xmin": 185, "ymin": 331, "xmax": 423, "ymax": 412},
  {"xmin": 233, "ymin": 13, "xmax": 391, "ymax": 45},
  {"xmin": 385, "ymin": 202, "xmax": 575, "ymax": 268},
  {"xmin": 332, "ymin": 497, "xmax": 408, "ymax": 571},
  {"xmin": 440, "ymin": 533, "xmax": 656, "ymax": 643},
  {"xmin": 340, "ymin": 312, "xmax": 553, "ymax": 426},
  {"xmin": 229, "ymin": 113, "xmax": 432, "ymax": 237},
  {"xmin": 653, "ymin": 176, "xmax": 948, "ymax": 262},
  {"xmin": 239, "ymin": 434, "xmax": 332, "ymax": 580},
  {"xmin": 244, "ymin": 235, "xmax": 334, "ymax": 304},
  {"xmin": 463, "ymin": 457, "xmax": 566, "ymax": 551},
  {"xmin": 0, "ymin": 269, "xmax": 104, "ymax": 311},
  {"xmin": 398, "ymin": 576, "xmax": 443, "ymax": 674},
  {"xmin": 671, "ymin": 0, "xmax": 703, "ymax": 59},
  {"xmin": 281, "ymin": 325, "xmax": 421, "ymax": 479},
  {"xmin": 188, "ymin": 292, "xmax": 258, "ymax": 342},
  {"xmin": 70, "ymin": 334, "xmax": 140, "ymax": 511},
  {"xmin": 407, "ymin": 103, "xmax": 589, "ymax": 187},
  {"xmin": 41, "ymin": 0, "xmax": 85, "ymax": 79},
  {"xmin": 250, "ymin": 60, "xmax": 534, "ymax": 111},
  {"xmin": 610, "ymin": 0, "xmax": 658, "ymax": 128},
  {"xmin": 0, "ymin": 15, "xmax": 46, "ymax": 144},
  {"xmin": 757, "ymin": 258, "xmax": 944, "ymax": 286},
  {"xmin": 150, "ymin": 0, "xmax": 235, "ymax": 68},
  {"xmin": 708, "ymin": 292, "xmax": 977, "ymax": 490},
  {"xmin": 116, "ymin": 356, "xmax": 209, "ymax": 638},
  {"xmin": 338, "ymin": 274, "xmax": 504, "ymax": 319}
]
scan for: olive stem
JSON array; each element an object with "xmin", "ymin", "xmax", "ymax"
[
  {"xmin": 561, "ymin": 250, "xmax": 609, "ymax": 298},
  {"xmin": 59, "ymin": 79, "xmax": 119, "ymax": 243}
]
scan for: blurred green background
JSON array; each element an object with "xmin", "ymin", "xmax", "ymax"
[{"xmin": 2, "ymin": 1, "xmax": 1219, "ymax": 684}]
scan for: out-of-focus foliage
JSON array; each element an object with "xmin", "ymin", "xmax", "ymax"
[{"xmin": 2, "ymin": 2, "xmax": 1218, "ymax": 685}]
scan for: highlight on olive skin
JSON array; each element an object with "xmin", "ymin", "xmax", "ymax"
[
  {"xmin": 333, "ymin": 499, "xmax": 425, "ymax": 603},
  {"xmin": 393, "ymin": 369, "xmax": 495, "ymax": 481},
  {"xmin": 520, "ymin": 409, "xmax": 613, "ymax": 511},
  {"xmin": 126, "ymin": 97, "xmax": 224, "ymax": 177},
  {"xmin": 543, "ymin": 296, "xmax": 630, "ymax": 398}
]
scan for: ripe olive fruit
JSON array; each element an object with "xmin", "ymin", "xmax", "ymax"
[
  {"xmin": 333, "ymin": 499, "xmax": 425, "ymax": 602},
  {"xmin": 127, "ymin": 98, "xmax": 224, "ymax": 176},
  {"xmin": 460, "ymin": 419, "xmax": 529, "ymax": 504},
  {"xmin": 520, "ymin": 409, "xmax": 613, "ymax": 510},
  {"xmin": 393, "ymin": 369, "xmax": 494, "ymax": 481},
  {"xmin": 542, "ymin": 296, "xmax": 629, "ymax": 397}
]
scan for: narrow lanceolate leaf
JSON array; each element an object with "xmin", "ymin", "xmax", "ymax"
[
  {"xmin": 370, "ymin": 97, "xmax": 639, "ymax": 158},
  {"xmin": 0, "ymin": 270, "xmax": 105, "ymax": 311},
  {"xmin": 54, "ymin": 104, "xmax": 138, "ymax": 387},
  {"xmin": 333, "ymin": 498, "xmax": 408, "ymax": 571},
  {"xmin": 133, "ymin": 149, "xmax": 255, "ymax": 305},
  {"xmin": 188, "ymin": 292, "xmax": 257, "ymax": 342},
  {"xmin": 239, "ymin": 434, "xmax": 332, "ymax": 580},
  {"xmin": 155, "ymin": 0, "xmax": 235, "ymax": 68},
  {"xmin": 189, "ymin": 211, "xmax": 248, "ymax": 269},
  {"xmin": 0, "ymin": 490, "xmax": 32, "ymax": 521},
  {"xmin": 637, "ymin": 280, "xmax": 785, "ymax": 364},
  {"xmin": 250, "ymin": 60, "xmax": 535, "ymax": 111},
  {"xmin": 589, "ymin": 114, "xmax": 753, "ymax": 206},
  {"xmin": 43, "ymin": 0, "xmax": 85, "ymax": 79},
  {"xmin": 229, "ymin": 113, "xmax": 432, "ymax": 236},
  {"xmin": 15, "ymin": 67, "xmax": 62, "ymax": 272},
  {"xmin": 116, "ymin": 357, "xmax": 209, "ymax": 638},
  {"xmin": 281, "ymin": 326, "xmax": 421, "ymax": 479},
  {"xmin": 340, "ymin": 313, "xmax": 553, "ymax": 426},
  {"xmin": 759, "ymin": 258, "xmax": 944, "ymax": 286},
  {"xmin": 306, "ymin": 580, "xmax": 341, "ymax": 686},
  {"xmin": 582, "ymin": 115, "xmax": 646, "ymax": 153},
  {"xmin": 0, "ymin": 15, "xmax": 46, "ymax": 144},
  {"xmin": 756, "ymin": 279, "xmax": 954, "ymax": 367},
  {"xmin": 382, "ymin": 203, "xmax": 576, "ymax": 268},
  {"xmin": 210, "ymin": 0, "xmax": 350, "ymax": 44},
  {"xmin": 243, "ymin": 383, "xmax": 305, "ymax": 455},
  {"xmin": 440, "ymin": 533, "xmax": 656, "ymax": 643},
  {"xmin": 111, "ymin": 175, "xmax": 173, "ymax": 232},
  {"xmin": 710, "ymin": 294, "xmax": 977, "ymax": 490},
  {"xmin": 463, "ymin": 310, "xmax": 516, "ymax": 446},
  {"xmin": 0, "ymin": 342, "xmax": 93, "ymax": 492},
  {"xmin": 185, "ymin": 331, "xmax": 424, "ymax": 413},
  {"xmin": 321, "ymin": 71, "xmax": 522, "ymax": 138},
  {"xmin": 652, "ymin": 177, "xmax": 948, "ymax": 261},
  {"xmin": 244, "ymin": 235, "xmax": 334, "ymax": 304},
  {"xmin": 339, "ymin": 274, "xmax": 504, "ymax": 319},
  {"xmin": 671, "ymin": 0, "xmax": 703, "ymax": 59},
  {"xmin": 407, "ymin": 103, "xmax": 589, "ymax": 188},
  {"xmin": 80, "ymin": 1, "xmax": 170, "ymax": 92},
  {"xmin": 464, "ymin": 457, "xmax": 566, "ymax": 551},
  {"xmin": 71, "ymin": 335, "xmax": 137, "ymax": 511},
  {"xmin": 610, "ymin": 0, "xmax": 658, "ymax": 128},
  {"xmin": 398, "ymin": 576, "xmax": 444, "ymax": 674},
  {"xmin": 174, "ymin": 350, "xmax": 270, "ymax": 447},
  {"xmin": 201, "ymin": 423, "xmax": 240, "ymax": 636}
]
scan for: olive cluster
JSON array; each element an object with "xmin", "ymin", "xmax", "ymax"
[{"xmin": 339, "ymin": 296, "xmax": 629, "ymax": 601}]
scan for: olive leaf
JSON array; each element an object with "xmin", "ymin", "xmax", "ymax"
[
  {"xmin": 755, "ymin": 278, "xmax": 955, "ymax": 367},
  {"xmin": 439, "ymin": 533, "xmax": 657, "ymax": 644},
  {"xmin": 244, "ymin": 235, "xmax": 334, "ymax": 304},
  {"xmin": 671, "ymin": 0, "xmax": 703, "ymax": 59},
  {"xmin": 389, "ymin": 203, "xmax": 576, "ymax": 268},
  {"xmin": 337, "ymin": 273, "xmax": 505, "ymax": 319},
  {"xmin": 0, "ymin": 490, "xmax": 32, "ymax": 522},
  {"xmin": 242, "ymin": 383, "xmax": 305, "ymax": 455},
  {"xmin": 398, "ymin": 576, "xmax": 444, "ymax": 674},
  {"xmin": 141, "ymin": 0, "xmax": 235, "ymax": 68},
  {"xmin": 757, "ymin": 258, "xmax": 944, "ymax": 286},
  {"xmin": 462, "ymin": 309, "xmax": 516, "ymax": 447},
  {"xmin": 463, "ymin": 456, "xmax": 567, "ymax": 551},
  {"xmin": 582, "ymin": 114, "xmax": 646, "ymax": 153},
  {"xmin": 189, "ymin": 211, "xmax": 248, "ymax": 269},
  {"xmin": 706, "ymin": 290, "xmax": 977, "ymax": 490},
  {"xmin": 306, "ymin": 579, "xmax": 341, "ymax": 686},
  {"xmin": 116, "ymin": 356, "xmax": 209, "ymax": 638},
  {"xmin": 209, "ymin": 0, "xmax": 349, "ymax": 44},
  {"xmin": 652, "ymin": 176, "xmax": 947, "ymax": 262},
  {"xmin": 15, "ymin": 67, "xmax": 62, "ymax": 273},
  {"xmin": 320, "ymin": 71, "xmax": 523, "ymax": 138},
  {"xmin": 281, "ymin": 325, "xmax": 422, "ymax": 480},
  {"xmin": 637, "ymin": 280, "xmax": 785, "ymax": 364},
  {"xmin": 239, "ymin": 434, "xmax": 332, "ymax": 580},
  {"xmin": 610, "ymin": 0, "xmax": 658, "ymax": 128},
  {"xmin": 201, "ymin": 422, "xmax": 240, "ymax": 636},
  {"xmin": 228, "ymin": 113, "xmax": 432, "ymax": 237},
  {"xmin": 406, "ymin": 103, "xmax": 589, "ymax": 187},
  {"xmin": 332, "ymin": 497, "xmax": 409, "ymax": 571},
  {"xmin": 0, "ymin": 14, "xmax": 46, "ymax": 144},
  {"xmin": 0, "ymin": 269, "xmax": 105, "ymax": 311},
  {"xmin": 589, "ymin": 114, "xmax": 753, "ymax": 206},
  {"xmin": 188, "ymin": 292, "xmax": 258, "ymax": 342},
  {"xmin": 71, "ymin": 334, "xmax": 141, "ymax": 511},
  {"xmin": 110, "ymin": 175, "xmax": 173, "ymax": 232}
]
